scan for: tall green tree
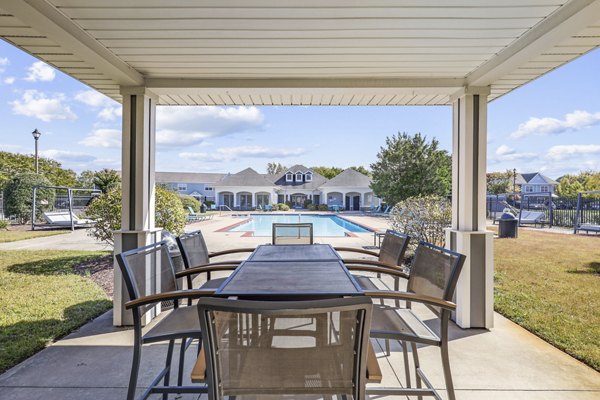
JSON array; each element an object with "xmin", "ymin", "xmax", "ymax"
[
  {"xmin": 92, "ymin": 169, "xmax": 121, "ymax": 193},
  {"xmin": 3, "ymin": 173, "xmax": 54, "ymax": 223},
  {"xmin": 557, "ymin": 171, "xmax": 600, "ymax": 197},
  {"xmin": 310, "ymin": 166, "xmax": 343, "ymax": 179},
  {"xmin": 0, "ymin": 151, "xmax": 76, "ymax": 190},
  {"xmin": 266, "ymin": 162, "xmax": 286, "ymax": 175},
  {"xmin": 370, "ymin": 132, "xmax": 451, "ymax": 205},
  {"xmin": 77, "ymin": 170, "xmax": 96, "ymax": 188},
  {"xmin": 350, "ymin": 166, "xmax": 371, "ymax": 177},
  {"xmin": 487, "ymin": 170, "xmax": 516, "ymax": 195}
]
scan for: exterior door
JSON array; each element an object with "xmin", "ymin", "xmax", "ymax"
[
  {"xmin": 345, "ymin": 196, "xmax": 350, "ymax": 211},
  {"xmin": 223, "ymin": 193, "xmax": 233, "ymax": 208},
  {"xmin": 353, "ymin": 196, "xmax": 360, "ymax": 211}
]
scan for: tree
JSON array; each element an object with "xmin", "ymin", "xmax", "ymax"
[
  {"xmin": 557, "ymin": 171, "xmax": 600, "ymax": 197},
  {"xmin": 311, "ymin": 166, "xmax": 343, "ymax": 179},
  {"xmin": 487, "ymin": 170, "xmax": 516, "ymax": 195},
  {"xmin": 85, "ymin": 186, "xmax": 187, "ymax": 245},
  {"xmin": 3, "ymin": 172, "xmax": 54, "ymax": 223},
  {"xmin": 77, "ymin": 170, "xmax": 96, "ymax": 188},
  {"xmin": 390, "ymin": 195, "xmax": 451, "ymax": 248},
  {"xmin": 350, "ymin": 166, "xmax": 371, "ymax": 177},
  {"xmin": 370, "ymin": 132, "xmax": 451, "ymax": 205},
  {"xmin": 0, "ymin": 151, "xmax": 76, "ymax": 190},
  {"xmin": 266, "ymin": 162, "xmax": 286, "ymax": 175},
  {"xmin": 92, "ymin": 169, "xmax": 121, "ymax": 193}
]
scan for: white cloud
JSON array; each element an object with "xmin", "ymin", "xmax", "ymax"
[
  {"xmin": 547, "ymin": 144, "xmax": 600, "ymax": 160},
  {"xmin": 180, "ymin": 146, "xmax": 306, "ymax": 162},
  {"xmin": 511, "ymin": 110, "xmax": 600, "ymax": 139},
  {"xmin": 3, "ymin": 77, "xmax": 15, "ymax": 85},
  {"xmin": 0, "ymin": 143, "xmax": 23, "ymax": 151},
  {"xmin": 11, "ymin": 90, "xmax": 77, "ymax": 122},
  {"xmin": 79, "ymin": 128, "xmax": 121, "ymax": 148},
  {"xmin": 41, "ymin": 149, "xmax": 96, "ymax": 163},
  {"xmin": 156, "ymin": 106, "xmax": 265, "ymax": 147},
  {"xmin": 25, "ymin": 61, "xmax": 56, "ymax": 82},
  {"xmin": 489, "ymin": 144, "xmax": 536, "ymax": 163},
  {"xmin": 74, "ymin": 90, "xmax": 111, "ymax": 107},
  {"xmin": 0, "ymin": 57, "xmax": 8, "ymax": 73},
  {"xmin": 98, "ymin": 106, "xmax": 122, "ymax": 121}
]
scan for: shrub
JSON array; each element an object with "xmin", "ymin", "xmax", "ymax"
[
  {"xmin": 307, "ymin": 204, "xmax": 317, "ymax": 211},
  {"xmin": 0, "ymin": 219, "xmax": 9, "ymax": 230},
  {"xmin": 285, "ymin": 201, "xmax": 292, "ymax": 208},
  {"xmin": 85, "ymin": 186, "xmax": 187, "ymax": 245},
  {"xmin": 204, "ymin": 200, "xmax": 215, "ymax": 207},
  {"xmin": 390, "ymin": 195, "xmax": 451, "ymax": 248},
  {"xmin": 3, "ymin": 173, "xmax": 54, "ymax": 223},
  {"xmin": 278, "ymin": 203, "xmax": 290, "ymax": 211},
  {"xmin": 180, "ymin": 195, "xmax": 201, "ymax": 213},
  {"xmin": 271, "ymin": 203, "xmax": 279, "ymax": 211},
  {"xmin": 303, "ymin": 199, "xmax": 313, "ymax": 208},
  {"xmin": 318, "ymin": 204, "xmax": 329, "ymax": 211}
]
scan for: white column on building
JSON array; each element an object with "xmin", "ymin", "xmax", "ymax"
[
  {"xmin": 446, "ymin": 86, "xmax": 494, "ymax": 329},
  {"xmin": 113, "ymin": 87, "xmax": 160, "ymax": 326}
]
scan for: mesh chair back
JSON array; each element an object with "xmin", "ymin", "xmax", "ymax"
[
  {"xmin": 198, "ymin": 297, "xmax": 372, "ymax": 400},
  {"xmin": 176, "ymin": 230, "xmax": 211, "ymax": 269},
  {"xmin": 116, "ymin": 241, "xmax": 179, "ymax": 315},
  {"xmin": 272, "ymin": 223, "xmax": 314, "ymax": 245},
  {"xmin": 378, "ymin": 230, "xmax": 410, "ymax": 266},
  {"xmin": 406, "ymin": 242, "xmax": 466, "ymax": 315}
]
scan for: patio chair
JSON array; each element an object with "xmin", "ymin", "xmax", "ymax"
[
  {"xmin": 193, "ymin": 297, "xmax": 373, "ymax": 400},
  {"xmin": 186, "ymin": 206, "xmax": 205, "ymax": 222},
  {"xmin": 272, "ymin": 222, "xmax": 314, "ymax": 244},
  {"xmin": 115, "ymin": 241, "xmax": 215, "ymax": 400},
  {"xmin": 336, "ymin": 229, "xmax": 411, "ymax": 291},
  {"xmin": 176, "ymin": 229, "xmax": 254, "ymax": 291},
  {"xmin": 42, "ymin": 211, "xmax": 94, "ymax": 226},
  {"xmin": 349, "ymin": 241, "xmax": 466, "ymax": 400},
  {"xmin": 518, "ymin": 210, "xmax": 547, "ymax": 227}
]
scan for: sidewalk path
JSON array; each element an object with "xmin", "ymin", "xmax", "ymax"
[{"xmin": 0, "ymin": 229, "xmax": 111, "ymax": 252}]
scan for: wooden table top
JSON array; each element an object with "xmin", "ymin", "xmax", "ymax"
[{"xmin": 215, "ymin": 244, "xmax": 362, "ymax": 299}]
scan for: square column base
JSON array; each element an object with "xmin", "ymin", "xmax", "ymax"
[
  {"xmin": 113, "ymin": 228, "xmax": 162, "ymax": 326},
  {"xmin": 445, "ymin": 229, "xmax": 494, "ymax": 329}
]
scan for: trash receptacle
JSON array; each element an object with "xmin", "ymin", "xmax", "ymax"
[
  {"xmin": 498, "ymin": 212, "xmax": 518, "ymax": 238},
  {"xmin": 200, "ymin": 203, "xmax": 207, "ymax": 213}
]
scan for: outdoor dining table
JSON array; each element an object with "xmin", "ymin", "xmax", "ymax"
[
  {"xmin": 214, "ymin": 243, "xmax": 364, "ymax": 300},
  {"xmin": 192, "ymin": 243, "xmax": 382, "ymax": 384}
]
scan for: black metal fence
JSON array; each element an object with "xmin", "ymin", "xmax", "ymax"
[{"xmin": 486, "ymin": 192, "xmax": 600, "ymax": 228}]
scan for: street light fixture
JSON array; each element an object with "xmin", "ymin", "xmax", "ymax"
[{"xmin": 32, "ymin": 129, "xmax": 42, "ymax": 174}]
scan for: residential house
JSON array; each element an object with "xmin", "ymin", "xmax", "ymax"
[
  {"xmin": 516, "ymin": 172, "xmax": 558, "ymax": 194},
  {"xmin": 155, "ymin": 172, "xmax": 225, "ymax": 202}
]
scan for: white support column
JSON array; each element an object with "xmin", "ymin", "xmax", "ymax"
[
  {"xmin": 446, "ymin": 86, "xmax": 494, "ymax": 329},
  {"xmin": 113, "ymin": 87, "xmax": 160, "ymax": 326}
]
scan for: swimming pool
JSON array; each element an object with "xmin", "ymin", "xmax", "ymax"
[{"xmin": 229, "ymin": 214, "xmax": 372, "ymax": 237}]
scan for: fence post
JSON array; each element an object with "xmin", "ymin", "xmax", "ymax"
[
  {"xmin": 548, "ymin": 192, "xmax": 553, "ymax": 228},
  {"xmin": 573, "ymin": 192, "xmax": 582, "ymax": 234}
]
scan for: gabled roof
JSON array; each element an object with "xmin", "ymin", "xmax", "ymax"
[
  {"xmin": 272, "ymin": 165, "xmax": 327, "ymax": 190},
  {"xmin": 321, "ymin": 168, "xmax": 371, "ymax": 188},
  {"xmin": 217, "ymin": 168, "xmax": 274, "ymax": 187},
  {"xmin": 517, "ymin": 172, "xmax": 558, "ymax": 185},
  {"xmin": 155, "ymin": 172, "xmax": 226, "ymax": 184}
]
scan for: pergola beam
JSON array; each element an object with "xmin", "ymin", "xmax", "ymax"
[{"xmin": 467, "ymin": 0, "xmax": 600, "ymax": 87}]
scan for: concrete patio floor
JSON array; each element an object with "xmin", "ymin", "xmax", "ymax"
[{"xmin": 1, "ymin": 213, "xmax": 599, "ymax": 399}]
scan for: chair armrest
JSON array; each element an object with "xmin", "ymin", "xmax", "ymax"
[
  {"xmin": 176, "ymin": 264, "xmax": 239, "ymax": 278},
  {"xmin": 125, "ymin": 289, "xmax": 215, "ymax": 309},
  {"xmin": 363, "ymin": 290, "xmax": 456, "ymax": 311},
  {"xmin": 334, "ymin": 247, "xmax": 380, "ymax": 257},
  {"xmin": 196, "ymin": 260, "xmax": 243, "ymax": 266},
  {"xmin": 343, "ymin": 259, "xmax": 405, "ymax": 270},
  {"xmin": 345, "ymin": 264, "xmax": 410, "ymax": 280},
  {"xmin": 208, "ymin": 248, "xmax": 255, "ymax": 258}
]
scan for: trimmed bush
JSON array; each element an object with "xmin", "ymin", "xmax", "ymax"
[
  {"xmin": 3, "ymin": 173, "xmax": 54, "ymax": 224},
  {"xmin": 180, "ymin": 195, "xmax": 201, "ymax": 213},
  {"xmin": 390, "ymin": 195, "xmax": 451, "ymax": 248},
  {"xmin": 318, "ymin": 204, "xmax": 329, "ymax": 211},
  {"xmin": 307, "ymin": 204, "xmax": 317, "ymax": 211},
  {"xmin": 278, "ymin": 203, "xmax": 290, "ymax": 211},
  {"xmin": 85, "ymin": 186, "xmax": 187, "ymax": 245}
]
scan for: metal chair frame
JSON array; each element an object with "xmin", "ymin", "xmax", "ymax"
[{"xmin": 271, "ymin": 222, "xmax": 314, "ymax": 245}]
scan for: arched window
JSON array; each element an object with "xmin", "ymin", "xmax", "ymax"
[
  {"xmin": 285, "ymin": 172, "xmax": 293, "ymax": 182},
  {"xmin": 295, "ymin": 172, "xmax": 303, "ymax": 182}
]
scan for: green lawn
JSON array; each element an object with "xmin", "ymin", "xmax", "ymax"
[
  {"xmin": 493, "ymin": 228, "xmax": 600, "ymax": 371},
  {"xmin": 0, "ymin": 230, "xmax": 67, "ymax": 243},
  {"xmin": 0, "ymin": 250, "xmax": 111, "ymax": 373}
]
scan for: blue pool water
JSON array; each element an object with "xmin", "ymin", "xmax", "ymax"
[{"xmin": 229, "ymin": 214, "xmax": 371, "ymax": 237}]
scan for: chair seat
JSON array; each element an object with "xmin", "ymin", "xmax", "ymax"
[
  {"xmin": 370, "ymin": 305, "xmax": 440, "ymax": 346},
  {"xmin": 197, "ymin": 277, "xmax": 228, "ymax": 290},
  {"xmin": 143, "ymin": 306, "xmax": 201, "ymax": 344}
]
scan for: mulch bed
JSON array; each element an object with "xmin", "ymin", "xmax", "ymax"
[{"xmin": 74, "ymin": 255, "xmax": 114, "ymax": 299}]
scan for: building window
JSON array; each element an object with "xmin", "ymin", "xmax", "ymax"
[
  {"xmin": 205, "ymin": 186, "xmax": 213, "ymax": 191},
  {"xmin": 541, "ymin": 185, "xmax": 548, "ymax": 192},
  {"xmin": 525, "ymin": 186, "xmax": 533, "ymax": 193},
  {"xmin": 305, "ymin": 172, "xmax": 313, "ymax": 182},
  {"xmin": 285, "ymin": 172, "xmax": 293, "ymax": 182},
  {"xmin": 177, "ymin": 183, "xmax": 187, "ymax": 191},
  {"xmin": 295, "ymin": 172, "xmax": 303, "ymax": 182}
]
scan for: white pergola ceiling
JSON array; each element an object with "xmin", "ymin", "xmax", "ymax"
[{"xmin": 1, "ymin": 0, "xmax": 599, "ymax": 106}]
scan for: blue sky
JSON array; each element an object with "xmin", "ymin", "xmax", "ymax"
[{"xmin": 0, "ymin": 39, "xmax": 599, "ymax": 178}]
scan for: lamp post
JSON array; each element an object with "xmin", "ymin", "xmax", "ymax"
[
  {"xmin": 32, "ymin": 129, "xmax": 42, "ymax": 174},
  {"xmin": 513, "ymin": 168, "xmax": 517, "ymax": 193}
]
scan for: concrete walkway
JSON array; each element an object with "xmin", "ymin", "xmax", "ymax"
[
  {"xmin": 0, "ymin": 228, "xmax": 110, "ymax": 251},
  {"xmin": 1, "ymin": 213, "xmax": 599, "ymax": 399}
]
